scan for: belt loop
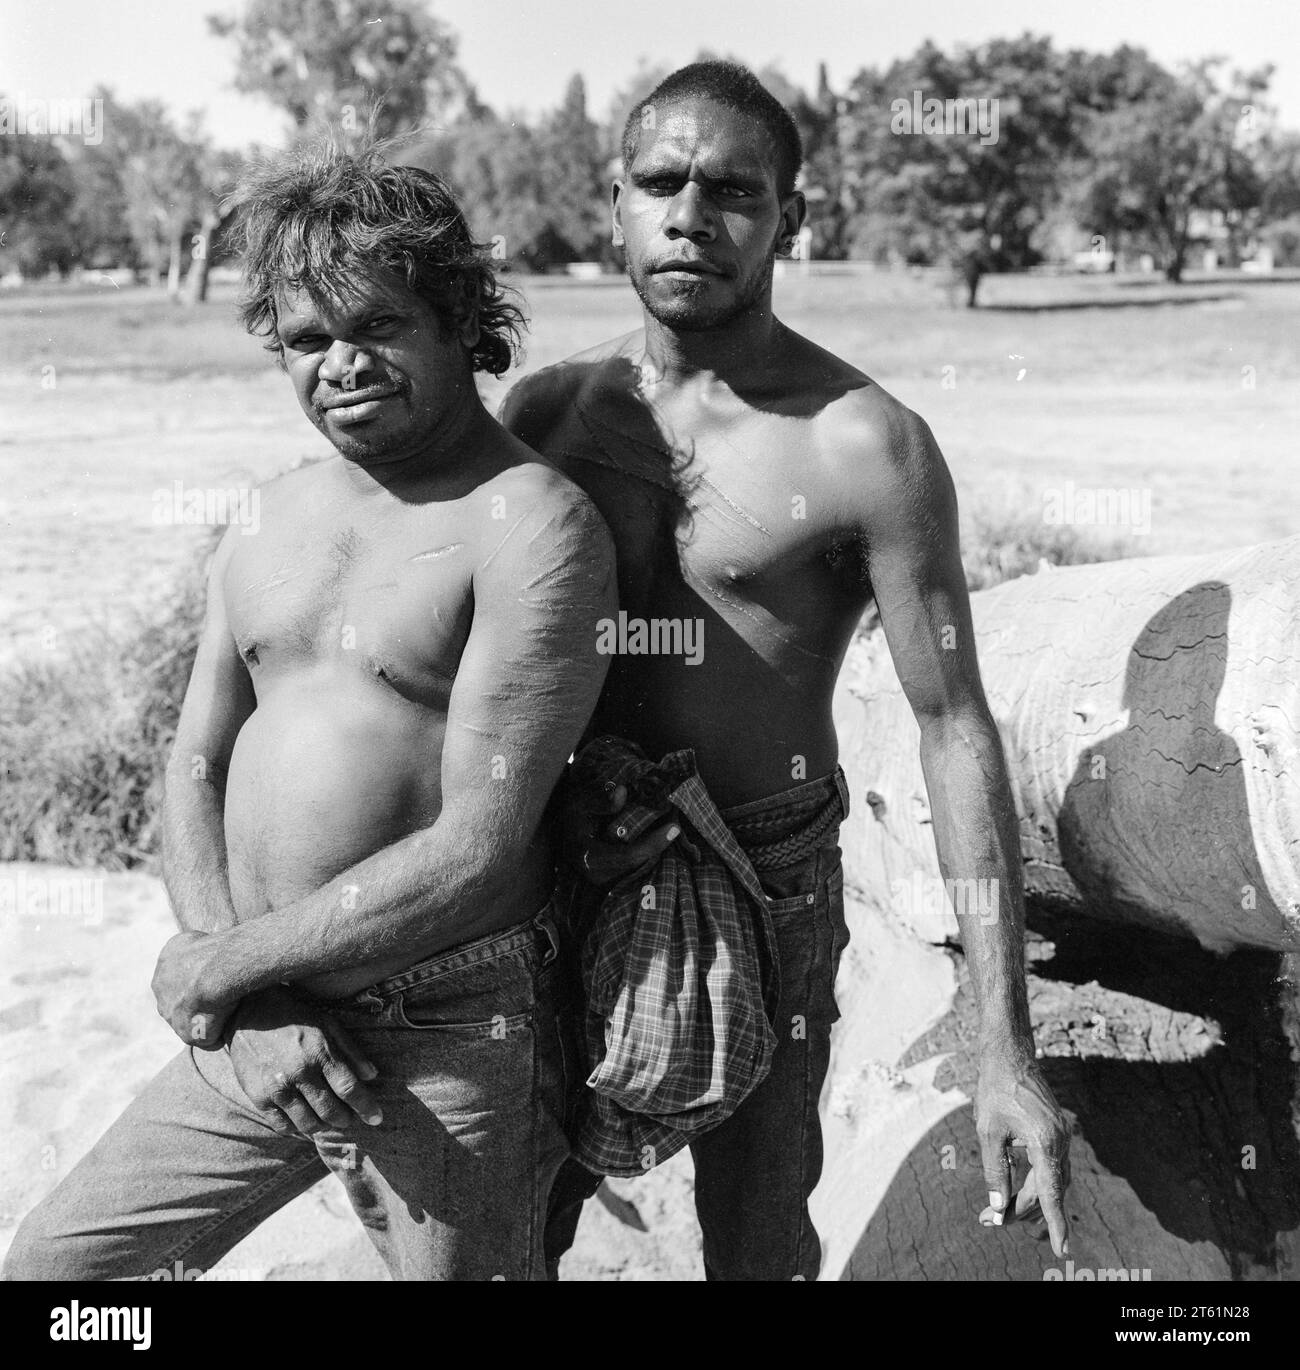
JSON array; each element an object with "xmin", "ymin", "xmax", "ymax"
[
  {"xmin": 538, "ymin": 908, "xmax": 560, "ymax": 965},
  {"xmin": 834, "ymin": 765, "xmax": 851, "ymax": 819}
]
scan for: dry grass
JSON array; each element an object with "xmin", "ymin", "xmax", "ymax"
[{"xmin": 0, "ymin": 534, "xmax": 215, "ymax": 870}]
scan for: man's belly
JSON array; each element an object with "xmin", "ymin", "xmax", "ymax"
[
  {"xmin": 222, "ymin": 679, "xmax": 554, "ymax": 996},
  {"xmin": 223, "ymin": 682, "xmax": 446, "ymax": 924},
  {"xmin": 595, "ymin": 642, "xmax": 843, "ymax": 808}
]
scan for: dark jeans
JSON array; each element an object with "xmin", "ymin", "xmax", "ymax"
[
  {"xmin": 547, "ymin": 768, "xmax": 851, "ymax": 1280},
  {"xmin": 4, "ymin": 907, "xmax": 570, "ymax": 1282}
]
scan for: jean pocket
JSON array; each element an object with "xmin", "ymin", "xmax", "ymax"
[
  {"xmin": 390, "ymin": 995, "xmax": 533, "ymax": 1037},
  {"xmin": 390, "ymin": 963, "xmax": 536, "ymax": 1036},
  {"xmin": 765, "ymin": 888, "xmax": 819, "ymax": 924}
]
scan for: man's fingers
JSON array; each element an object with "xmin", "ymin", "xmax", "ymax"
[
  {"xmin": 297, "ymin": 1076, "xmax": 363, "ymax": 1132},
  {"xmin": 320, "ymin": 1053, "xmax": 383, "ymax": 1126},
  {"xmin": 1026, "ymin": 1137, "xmax": 1071, "ymax": 1257},
  {"xmin": 584, "ymin": 818, "xmax": 680, "ymax": 883},
  {"xmin": 327, "ymin": 1022, "xmax": 379, "ymax": 1083},
  {"xmin": 266, "ymin": 1074, "xmax": 330, "ymax": 1137},
  {"xmin": 587, "ymin": 782, "xmax": 628, "ymax": 817},
  {"xmin": 978, "ymin": 1129, "xmax": 1012, "ymax": 1226},
  {"xmin": 1013, "ymin": 1167, "xmax": 1042, "ymax": 1221}
]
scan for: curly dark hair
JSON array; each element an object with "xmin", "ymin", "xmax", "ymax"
[
  {"xmin": 622, "ymin": 61, "xmax": 803, "ymax": 197},
  {"xmin": 231, "ymin": 136, "xmax": 525, "ymax": 376}
]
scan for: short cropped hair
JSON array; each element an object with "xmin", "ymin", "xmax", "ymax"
[
  {"xmin": 621, "ymin": 61, "xmax": 803, "ymax": 197},
  {"xmin": 232, "ymin": 137, "xmax": 524, "ymax": 376}
]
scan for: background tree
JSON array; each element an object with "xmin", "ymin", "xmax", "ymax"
[
  {"xmin": 533, "ymin": 75, "xmax": 606, "ymax": 267},
  {"xmin": 840, "ymin": 35, "xmax": 1090, "ymax": 305},
  {"xmin": 1082, "ymin": 60, "xmax": 1270, "ymax": 281},
  {"xmin": 208, "ymin": 0, "xmax": 465, "ymax": 141},
  {"xmin": 0, "ymin": 125, "xmax": 78, "ymax": 277}
]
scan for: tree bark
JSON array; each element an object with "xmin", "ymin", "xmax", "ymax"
[
  {"xmin": 184, "ymin": 215, "xmax": 216, "ymax": 306},
  {"xmin": 834, "ymin": 534, "xmax": 1300, "ymax": 954},
  {"xmin": 166, "ymin": 232, "xmax": 184, "ymax": 299}
]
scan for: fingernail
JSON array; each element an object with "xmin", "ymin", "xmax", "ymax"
[
  {"xmin": 359, "ymin": 1063, "xmax": 378, "ymax": 1080},
  {"xmin": 988, "ymin": 1190, "xmax": 1005, "ymax": 1211},
  {"xmin": 990, "ymin": 1212, "xmax": 1003, "ymax": 1226},
  {"xmin": 1061, "ymin": 1240, "xmax": 1070, "ymax": 1256},
  {"xmin": 364, "ymin": 1110, "xmax": 383, "ymax": 1126},
  {"xmin": 666, "ymin": 825, "xmax": 681, "ymax": 841}
]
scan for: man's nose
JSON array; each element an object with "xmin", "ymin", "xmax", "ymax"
[
  {"xmin": 319, "ymin": 342, "xmax": 376, "ymax": 389},
  {"xmin": 664, "ymin": 183, "xmax": 715, "ymax": 242}
]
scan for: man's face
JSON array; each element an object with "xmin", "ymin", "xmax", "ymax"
[
  {"xmin": 614, "ymin": 98, "xmax": 803, "ymax": 332},
  {"xmin": 275, "ymin": 274, "xmax": 473, "ymax": 466}
]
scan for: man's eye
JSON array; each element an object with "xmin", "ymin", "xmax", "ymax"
[
  {"xmin": 714, "ymin": 185, "xmax": 749, "ymax": 199},
  {"xmin": 289, "ymin": 335, "xmax": 328, "ymax": 351},
  {"xmin": 365, "ymin": 317, "xmax": 398, "ymax": 331}
]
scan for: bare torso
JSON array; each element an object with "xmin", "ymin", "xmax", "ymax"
[
  {"xmin": 505, "ymin": 326, "xmax": 890, "ymax": 806},
  {"xmin": 220, "ymin": 455, "xmax": 555, "ymax": 995}
]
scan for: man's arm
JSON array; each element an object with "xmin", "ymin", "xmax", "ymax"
[
  {"xmin": 159, "ymin": 478, "xmax": 616, "ymax": 1017},
  {"xmin": 161, "ymin": 528, "xmax": 252, "ymax": 935},
  {"xmin": 859, "ymin": 404, "xmax": 1071, "ymax": 1256},
  {"xmin": 159, "ymin": 527, "xmax": 383, "ymax": 1130}
]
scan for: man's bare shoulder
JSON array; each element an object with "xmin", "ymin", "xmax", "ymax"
[
  {"xmin": 499, "ymin": 330, "xmax": 644, "ymax": 444},
  {"xmin": 785, "ymin": 334, "xmax": 949, "ymax": 533},
  {"xmin": 475, "ymin": 458, "xmax": 615, "ymax": 580}
]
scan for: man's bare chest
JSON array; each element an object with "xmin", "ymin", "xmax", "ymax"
[
  {"xmin": 223, "ymin": 515, "xmax": 476, "ymax": 695},
  {"xmin": 549, "ymin": 402, "xmax": 849, "ymax": 611}
]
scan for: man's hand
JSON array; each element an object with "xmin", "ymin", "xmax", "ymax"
[
  {"xmin": 563, "ymin": 781, "xmax": 679, "ymax": 886},
  {"xmin": 974, "ymin": 1052, "xmax": 1072, "ymax": 1256},
  {"xmin": 226, "ymin": 986, "xmax": 383, "ymax": 1135},
  {"xmin": 151, "ymin": 930, "xmax": 238, "ymax": 1047}
]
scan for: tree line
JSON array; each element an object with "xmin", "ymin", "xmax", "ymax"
[{"xmin": 3, "ymin": 0, "xmax": 1299, "ymax": 306}]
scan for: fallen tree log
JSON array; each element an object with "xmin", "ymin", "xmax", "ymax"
[
  {"xmin": 834, "ymin": 534, "xmax": 1300, "ymax": 954},
  {"xmin": 818, "ymin": 534, "xmax": 1300, "ymax": 1280}
]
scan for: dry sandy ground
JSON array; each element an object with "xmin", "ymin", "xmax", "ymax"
[
  {"xmin": 0, "ymin": 861, "xmax": 960, "ymax": 1281},
  {"xmin": 10, "ymin": 861, "xmax": 1294, "ymax": 1281}
]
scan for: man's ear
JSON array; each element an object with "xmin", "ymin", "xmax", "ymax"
[
  {"xmin": 457, "ymin": 280, "xmax": 481, "ymax": 350},
  {"xmin": 611, "ymin": 180, "xmax": 625, "ymax": 248},
  {"xmin": 775, "ymin": 190, "xmax": 808, "ymax": 258}
]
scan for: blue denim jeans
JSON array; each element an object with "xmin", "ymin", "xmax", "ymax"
[
  {"xmin": 3, "ymin": 907, "xmax": 570, "ymax": 1282},
  {"xmin": 546, "ymin": 768, "xmax": 851, "ymax": 1281}
]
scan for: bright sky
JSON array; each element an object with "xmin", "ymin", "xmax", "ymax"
[{"xmin": 4, "ymin": 0, "xmax": 1298, "ymax": 146}]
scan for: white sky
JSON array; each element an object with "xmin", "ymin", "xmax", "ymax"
[{"xmin": 4, "ymin": 0, "xmax": 1298, "ymax": 146}]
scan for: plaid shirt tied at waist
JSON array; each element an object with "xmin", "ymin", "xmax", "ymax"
[{"xmin": 565, "ymin": 736, "xmax": 846, "ymax": 1177}]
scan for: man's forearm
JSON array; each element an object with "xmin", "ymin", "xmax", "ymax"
[
  {"xmin": 194, "ymin": 808, "xmax": 511, "ymax": 1002},
  {"xmin": 920, "ymin": 711, "xmax": 1034, "ymax": 1057},
  {"xmin": 161, "ymin": 762, "xmax": 239, "ymax": 934}
]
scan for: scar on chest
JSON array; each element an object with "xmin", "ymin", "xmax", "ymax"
[{"xmin": 410, "ymin": 543, "xmax": 465, "ymax": 562}]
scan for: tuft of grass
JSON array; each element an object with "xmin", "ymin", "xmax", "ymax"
[
  {"xmin": 858, "ymin": 508, "xmax": 1138, "ymax": 638},
  {"xmin": 960, "ymin": 506, "xmax": 1139, "ymax": 592},
  {"xmin": 0, "ymin": 532, "xmax": 219, "ymax": 871}
]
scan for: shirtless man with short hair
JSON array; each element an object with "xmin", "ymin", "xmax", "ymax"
[
  {"xmin": 4, "ymin": 142, "xmax": 614, "ymax": 1282},
  {"xmin": 501, "ymin": 60, "xmax": 1071, "ymax": 1280}
]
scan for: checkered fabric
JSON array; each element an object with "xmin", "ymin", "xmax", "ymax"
[{"xmin": 566, "ymin": 736, "xmax": 839, "ymax": 1177}]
